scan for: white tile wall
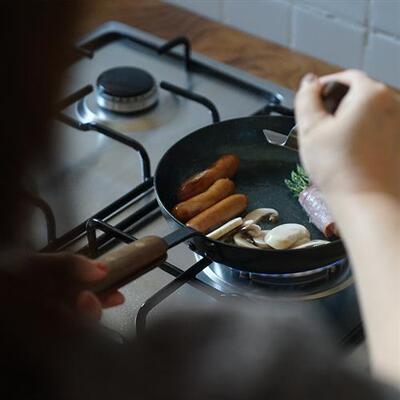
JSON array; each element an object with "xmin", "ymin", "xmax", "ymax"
[
  {"xmin": 292, "ymin": 6, "xmax": 366, "ymax": 68},
  {"xmin": 370, "ymin": 0, "xmax": 400, "ymax": 37},
  {"xmin": 164, "ymin": 0, "xmax": 223, "ymax": 21},
  {"xmin": 224, "ymin": 0, "xmax": 291, "ymax": 46},
  {"xmin": 364, "ymin": 32, "xmax": 400, "ymax": 88},
  {"xmin": 163, "ymin": 0, "xmax": 400, "ymax": 89},
  {"xmin": 304, "ymin": 0, "xmax": 369, "ymax": 24}
]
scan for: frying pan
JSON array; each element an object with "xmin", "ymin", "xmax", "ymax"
[
  {"xmin": 153, "ymin": 114, "xmax": 345, "ymax": 273},
  {"xmin": 92, "ymin": 82, "xmax": 349, "ymax": 294}
]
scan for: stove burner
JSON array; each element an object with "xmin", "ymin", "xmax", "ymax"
[
  {"xmin": 96, "ymin": 67, "xmax": 158, "ymax": 113},
  {"xmin": 199, "ymin": 256, "xmax": 353, "ymax": 300},
  {"xmin": 236, "ymin": 262, "xmax": 347, "ymax": 288}
]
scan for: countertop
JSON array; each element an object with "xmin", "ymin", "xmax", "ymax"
[{"xmin": 76, "ymin": 0, "xmax": 341, "ymax": 92}]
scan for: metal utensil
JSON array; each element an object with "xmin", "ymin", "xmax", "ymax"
[
  {"xmin": 263, "ymin": 125, "xmax": 298, "ymax": 151},
  {"xmin": 264, "ymin": 81, "xmax": 349, "ymax": 151}
]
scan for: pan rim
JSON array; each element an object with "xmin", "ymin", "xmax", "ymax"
[{"xmin": 154, "ymin": 115, "xmax": 343, "ymax": 255}]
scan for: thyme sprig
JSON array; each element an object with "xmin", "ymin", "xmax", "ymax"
[{"xmin": 284, "ymin": 164, "xmax": 310, "ymax": 197}]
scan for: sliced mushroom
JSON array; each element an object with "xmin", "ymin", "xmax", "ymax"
[
  {"xmin": 253, "ymin": 230, "xmax": 270, "ymax": 249},
  {"xmin": 242, "ymin": 219, "xmax": 255, "ymax": 227},
  {"xmin": 207, "ymin": 217, "xmax": 243, "ymax": 240},
  {"xmin": 265, "ymin": 224, "xmax": 310, "ymax": 250},
  {"xmin": 292, "ymin": 240, "xmax": 330, "ymax": 249},
  {"xmin": 291, "ymin": 236, "xmax": 310, "ymax": 248},
  {"xmin": 241, "ymin": 223, "xmax": 262, "ymax": 237},
  {"xmin": 243, "ymin": 208, "xmax": 279, "ymax": 224},
  {"xmin": 233, "ymin": 232, "xmax": 259, "ymax": 249}
]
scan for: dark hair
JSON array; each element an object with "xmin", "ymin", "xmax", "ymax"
[{"xmin": 0, "ymin": 1, "xmax": 77, "ymax": 246}]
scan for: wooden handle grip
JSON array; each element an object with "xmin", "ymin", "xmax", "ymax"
[
  {"xmin": 90, "ymin": 236, "xmax": 168, "ymax": 294},
  {"xmin": 321, "ymin": 81, "xmax": 349, "ymax": 114}
]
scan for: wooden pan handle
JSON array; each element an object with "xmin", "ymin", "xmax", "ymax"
[
  {"xmin": 89, "ymin": 236, "xmax": 168, "ymax": 295},
  {"xmin": 321, "ymin": 81, "xmax": 349, "ymax": 114}
]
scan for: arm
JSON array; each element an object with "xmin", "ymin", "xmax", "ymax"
[
  {"xmin": 331, "ymin": 191, "xmax": 400, "ymax": 384},
  {"xmin": 295, "ymin": 70, "xmax": 400, "ymax": 385}
]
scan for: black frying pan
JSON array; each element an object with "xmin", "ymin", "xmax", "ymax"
[
  {"xmin": 93, "ymin": 117, "xmax": 344, "ymax": 295},
  {"xmin": 154, "ymin": 115, "xmax": 345, "ymax": 274},
  {"xmin": 92, "ymin": 82, "xmax": 349, "ymax": 294}
]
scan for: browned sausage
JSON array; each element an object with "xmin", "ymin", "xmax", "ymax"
[
  {"xmin": 172, "ymin": 178, "xmax": 235, "ymax": 222},
  {"xmin": 177, "ymin": 154, "xmax": 240, "ymax": 201},
  {"xmin": 186, "ymin": 194, "xmax": 248, "ymax": 233}
]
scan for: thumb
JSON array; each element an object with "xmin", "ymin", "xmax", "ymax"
[{"xmin": 295, "ymin": 74, "xmax": 329, "ymax": 135}]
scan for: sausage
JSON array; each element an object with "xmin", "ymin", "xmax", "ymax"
[
  {"xmin": 177, "ymin": 154, "xmax": 240, "ymax": 201},
  {"xmin": 172, "ymin": 178, "xmax": 235, "ymax": 222},
  {"xmin": 186, "ymin": 194, "xmax": 248, "ymax": 234}
]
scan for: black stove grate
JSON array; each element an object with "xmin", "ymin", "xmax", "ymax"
[
  {"xmin": 84, "ymin": 217, "xmax": 225, "ymax": 336},
  {"xmin": 40, "ymin": 84, "xmax": 154, "ymax": 251},
  {"xmin": 41, "ymin": 82, "xmax": 363, "ymax": 345},
  {"xmin": 43, "ymin": 76, "xmax": 224, "ymax": 251},
  {"xmin": 33, "ymin": 26, "xmax": 363, "ymax": 346},
  {"xmin": 39, "ymin": 24, "xmax": 282, "ymax": 250}
]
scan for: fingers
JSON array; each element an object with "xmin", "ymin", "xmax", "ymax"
[
  {"xmin": 318, "ymin": 69, "xmax": 369, "ymax": 87},
  {"xmin": 99, "ymin": 290, "xmax": 125, "ymax": 308},
  {"xmin": 295, "ymin": 73, "xmax": 330, "ymax": 135},
  {"xmin": 319, "ymin": 69, "xmax": 381, "ymax": 102},
  {"xmin": 319, "ymin": 70, "xmax": 394, "ymax": 118},
  {"xmin": 75, "ymin": 290, "xmax": 125, "ymax": 319},
  {"xmin": 30, "ymin": 253, "xmax": 107, "ymax": 283},
  {"xmin": 24, "ymin": 253, "xmax": 126, "ymax": 320},
  {"xmin": 295, "ymin": 69, "xmax": 372, "ymax": 134},
  {"xmin": 68, "ymin": 256, "xmax": 108, "ymax": 283},
  {"xmin": 54, "ymin": 255, "xmax": 126, "ymax": 311},
  {"xmin": 76, "ymin": 290, "xmax": 103, "ymax": 320}
]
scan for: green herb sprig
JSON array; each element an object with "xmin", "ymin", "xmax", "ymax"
[{"xmin": 284, "ymin": 164, "xmax": 310, "ymax": 197}]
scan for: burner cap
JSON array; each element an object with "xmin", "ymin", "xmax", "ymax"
[
  {"xmin": 96, "ymin": 67, "xmax": 158, "ymax": 113},
  {"xmin": 97, "ymin": 67, "xmax": 155, "ymax": 97}
]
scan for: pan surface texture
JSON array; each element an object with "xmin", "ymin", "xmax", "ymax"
[{"xmin": 155, "ymin": 116, "xmax": 345, "ymax": 273}]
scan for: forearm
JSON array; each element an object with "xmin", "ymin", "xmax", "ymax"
[{"xmin": 327, "ymin": 192, "xmax": 400, "ymax": 385}]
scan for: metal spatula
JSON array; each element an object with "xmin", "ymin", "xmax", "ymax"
[{"xmin": 263, "ymin": 81, "xmax": 349, "ymax": 151}]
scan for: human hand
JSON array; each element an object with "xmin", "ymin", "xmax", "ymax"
[
  {"xmin": 296, "ymin": 71, "xmax": 400, "ymax": 386},
  {"xmin": 20, "ymin": 253, "xmax": 125, "ymax": 320},
  {"xmin": 295, "ymin": 70, "xmax": 400, "ymax": 200}
]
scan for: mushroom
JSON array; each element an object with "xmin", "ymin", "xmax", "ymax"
[
  {"xmin": 291, "ymin": 236, "xmax": 310, "ymax": 248},
  {"xmin": 241, "ymin": 224, "xmax": 271, "ymax": 249},
  {"xmin": 243, "ymin": 208, "xmax": 279, "ymax": 224},
  {"xmin": 233, "ymin": 232, "xmax": 259, "ymax": 249},
  {"xmin": 242, "ymin": 219, "xmax": 255, "ymax": 227},
  {"xmin": 253, "ymin": 230, "xmax": 270, "ymax": 249},
  {"xmin": 265, "ymin": 224, "xmax": 310, "ymax": 250},
  {"xmin": 207, "ymin": 217, "xmax": 243, "ymax": 240},
  {"xmin": 241, "ymin": 223, "xmax": 262, "ymax": 237},
  {"xmin": 292, "ymin": 240, "xmax": 330, "ymax": 249}
]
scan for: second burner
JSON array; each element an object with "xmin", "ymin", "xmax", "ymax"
[{"xmin": 96, "ymin": 66, "xmax": 158, "ymax": 113}]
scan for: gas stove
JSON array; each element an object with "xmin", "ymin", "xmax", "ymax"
[{"xmin": 30, "ymin": 22, "xmax": 364, "ymax": 356}]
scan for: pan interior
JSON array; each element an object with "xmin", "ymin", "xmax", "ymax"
[{"xmin": 156, "ymin": 116, "xmax": 326, "ymax": 241}]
